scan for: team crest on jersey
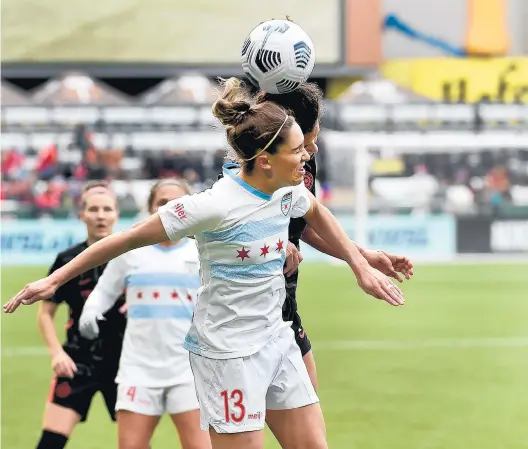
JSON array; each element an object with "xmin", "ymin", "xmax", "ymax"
[
  {"xmin": 281, "ymin": 192, "xmax": 293, "ymax": 216},
  {"xmin": 304, "ymin": 172, "xmax": 314, "ymax": 190}
]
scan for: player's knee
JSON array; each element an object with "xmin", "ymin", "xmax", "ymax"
[
  {"xmin": 306, "ymin": 426, "xmax": 329, "ymax": 449},
  {"xmin": 180, "ymin": 435, "xmax": 212, "ymax": 449},
  {"xmin": 118, "ymin": 427, "xmax": 152, "ymax": 449},
  {"xmin": 118, "ymin": 436, "xmax": 151, "ymax": 449},
  {"xmin": 307, "ymin": 435, "xmax": 328, "ymax": 449},
  {"xmin": 294, "ymin": 414, "xmax": 327, "ymax": 449},
  {"xmin": 42, "ymin": 403, "xmax": 81, "ymax": 437}
]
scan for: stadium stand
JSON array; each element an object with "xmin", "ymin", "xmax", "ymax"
[{"xmin": 2, "ymin": 74, "xmax": 527, "ymax": 220}]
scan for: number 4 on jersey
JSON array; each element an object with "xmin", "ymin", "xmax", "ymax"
[{"xmin": 126, "ymin": 386, "xmax": 136, "ymax": 402}]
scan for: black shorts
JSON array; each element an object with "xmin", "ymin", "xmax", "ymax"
[
  {"xmin": 48, "ymin": 372, "xmax": 117, "ymax": 422},
  {"xmin": 290, "ymin": 311, "xmax": 312, "ymax": 357}
]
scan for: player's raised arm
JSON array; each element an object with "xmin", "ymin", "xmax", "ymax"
[
  {"xmin": 3, "ymin": 213, "xmax": 167, "ymax": 313},
  {"xmin": 302, "ymin": 192, "xmax": 405, "ymax": 306},
  {"xmin": 4, "ymin": 190, "xmax": 222, "ymax": 313},
  {"xmin": 301, "ymin": 226, "xmax": 344, "ymax": 260}
]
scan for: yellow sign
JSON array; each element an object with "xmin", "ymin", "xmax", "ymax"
[{"xmin": 382, "ymin": 57, "xmax": 528, "ymax": 103}]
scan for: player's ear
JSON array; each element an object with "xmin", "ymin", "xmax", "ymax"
[{"xmin": 257, "ymin": 153, "xmax": 272, "ymax": 171}]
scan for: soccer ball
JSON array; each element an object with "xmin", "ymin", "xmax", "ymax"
[{"xmin": 241, "ymin": 20, "xmax": 316, "ymax": 94}]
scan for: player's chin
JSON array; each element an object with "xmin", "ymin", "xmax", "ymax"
[
  {"xmin": 291, "ymin": 175, "xmax": 304, "ymax": 186},
  {"xmin": 93, "ymin": 228, "xmax": 112, "ymax": 240}
]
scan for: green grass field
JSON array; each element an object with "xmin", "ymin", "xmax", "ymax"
[{"xmin": 2, "ymin": 262, "xmax": 528, "ymax": 449}]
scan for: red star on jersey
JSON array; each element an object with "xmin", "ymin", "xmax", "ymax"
[
  {"xmin": 236, "ymin": 246, "xmax": 250, "ymax": 261},
  {"xmin": 171, "ymin": 291, "xmax": 178, "ymax": 299},
  {"xmin": 260, "ymin": 244, "xmax": 270, "ymax": 257},
  {"xmin": 283, "ymin": 203, "xmax": 290, "ymax": 212},
  {"xmin": 276, "ymin": 239, "xmax": 284, "ymax": 252},
  {"xmin": 137, "ymin": 292, "xmax": 143, "ymax": 299},
  {"xmin": 153, "ymin": 291, "xmax": 160, "ymax": 299},
  {"xmin": 186, "ymin": 293, "xmax": 193, "ymax": 301}
]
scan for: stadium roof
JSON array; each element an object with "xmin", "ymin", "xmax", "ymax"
[
  {"xmin": 31, "ymin": 72, "xmax": 132, "ymax": 105},
  {"xmin": 1, "ymin": 81, "xmax": 34, "ymax": 106},
  {"xmin": 139, "ymin": 75, "xmax": 218, "ymax": 105}
]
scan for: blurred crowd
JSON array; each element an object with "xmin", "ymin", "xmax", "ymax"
[
  {"xmin": 366, "ymin": 149, "xmax": 528, "ymax": 216},
  {"xmin": 0, "ymin": 123, "xmax": 334, "ymax": 218},
  {"xmin": 1, "ymin": 126, "xmax": 226, "ymax": 218},
  {"xmin": 3, "ymin": 128, "xmax": 527, "ymax": 219},
  {"xmin": 1, "ymin": 74, "xmax": 527, "ymax": 219}
]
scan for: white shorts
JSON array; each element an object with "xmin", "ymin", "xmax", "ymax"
[
  {"xmin": 190, "ymin": 327, "xmax": 319, "ymax": 433},
  {"xmin": 115, "ymin": 382, "xmax": 199, "ymax": 416}
]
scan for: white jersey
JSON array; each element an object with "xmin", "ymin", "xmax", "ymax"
[
  {"xmin": 158, "ymin": 164, "xmax": 312, "ymax": 360},
  {"xmin": 90, "ymin": 239, "xmax": 200, "ymax": 387}
]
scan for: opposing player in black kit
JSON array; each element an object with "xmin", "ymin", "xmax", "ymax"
[
  {"xmin": 35, "ymin": 181, "xmax": 126, "ymax": 449},
  {"xmin": 257, "ymin": 83, "xmax": 414, "ymax": 391}
]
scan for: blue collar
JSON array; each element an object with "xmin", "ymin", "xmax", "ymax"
[{"xmin": 222, "ymin": 163, "xmax": 272, "ymax": 201}]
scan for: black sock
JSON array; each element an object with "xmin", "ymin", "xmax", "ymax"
[{"xmin": 36, "ymin": 430, "xmax": 69, "ymax": 449}]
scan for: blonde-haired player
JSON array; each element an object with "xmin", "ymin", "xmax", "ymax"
[{"xmin": 35, "ymin": 181, "xmax": 124, "ymax": 449}]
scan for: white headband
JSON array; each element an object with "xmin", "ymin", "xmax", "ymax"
[{"xmin": 242, "ymin": 115, "xmax": 289, "ymax": 162}]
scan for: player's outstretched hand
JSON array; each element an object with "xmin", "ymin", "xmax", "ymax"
[
  {"xmin": 363, "ymin": 249, "xmax": 414, "ymax": 283},
  {"xmin": 284, "ymin": 241, "xmax": 303, "ymax": 277},
  {"xmin": 52, "ymin": 350, "xmax": 78, "ymax": 379},
  {"xmin": 355, "ymin": 264, "xmax": 405, "ymax": 306},
  {"xmin": 3, "ymin": 276, "xmax": 58, "ymax": 314}
]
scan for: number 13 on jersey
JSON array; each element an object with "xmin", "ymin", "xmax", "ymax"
[{"xmin": 220, "ymin": 389, "xmax": 246, "ymax": 423}]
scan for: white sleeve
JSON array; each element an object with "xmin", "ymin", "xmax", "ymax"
[
  {"xmin": 158, "ymin": 189, "xmax": 224, "ymax": 241},
  {"xmin": 83, "ymin": 255, "xmax": 128, "ymax": 315},
  {"xmin": 291, "ymin": 184, "xmax": 312, "ymax": 218}
]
